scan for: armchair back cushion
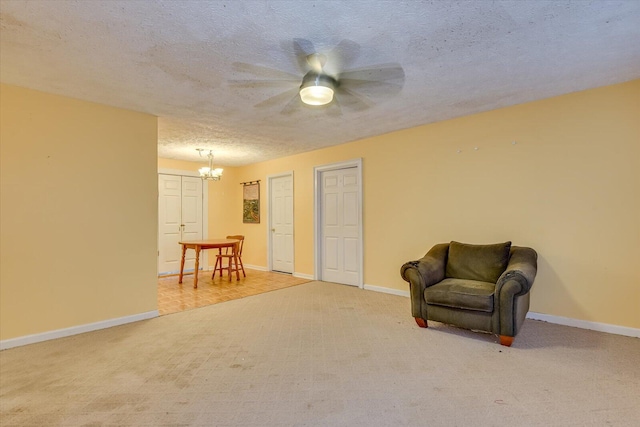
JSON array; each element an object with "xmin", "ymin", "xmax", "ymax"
[{"xmin": 445, "ymin": 241, "xmax": 511, "ymax": 283}]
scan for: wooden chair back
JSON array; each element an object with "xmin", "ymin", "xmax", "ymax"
[{"xmin": 226, "ymin": 235, "xmax": 244, "ymax": 256}]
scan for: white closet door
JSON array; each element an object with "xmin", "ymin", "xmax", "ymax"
[
  {"xmin": 158, "ymin": 174, "xmax": 203, "ymax": 275},
  {"xmin": 321, "ymin": 167, "xmax": 360, "ymax": 286},
  {"xmin": 180, "ymin": 176, "xmax": 203, "ymax": 242}
]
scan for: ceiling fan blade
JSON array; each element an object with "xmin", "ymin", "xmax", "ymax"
[
  {"xmin": 254, "ymin": 87, "xmax": 300, "ymax": 109},
  {"xmin": 292, "ymin": 38, "xmax": 318, "ymax": 72},
  {"xmin": 232, "ymin": 62, "xmax": 300, "ymax": 80},
  {"xmin": 339, "ymin": 78, "xmax": 404, "ymax": 98},
  {"xmin": 280, "ymin": 91, "xmax": 303, "ymax": 115},
  {"xmin": 229, "ymin": 79, "xmax": 299, "ymax": 89},
  {"xmin": 334, "ymin": 87, "xmax": 373, "ymax": 111},
  {"xmin": 325, "ymin": 99, "xmax": 342, "ymax": 117},
  {"xmin": 324, "ymin": 39, "xmax": 361, "ymax": 75},
  {"xmin": 339, "ymin": 63, "xmax": 405, "ymax": 83}
]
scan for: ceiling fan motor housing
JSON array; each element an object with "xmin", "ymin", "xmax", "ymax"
[{"xmin": 299, "ymin": 72, "xmax": 338, "ymax": 105}]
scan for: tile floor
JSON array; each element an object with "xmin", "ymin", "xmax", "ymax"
[{"xmin": 158, "ymin": 268, "xmax": 311, "ymax": 315}]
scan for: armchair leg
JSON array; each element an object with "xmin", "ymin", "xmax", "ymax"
[
  {"xmin": 499, "ymin": 335, "xmax": 514, "ymax": 347},
  {"xmin": 414, "ymin": 317, "xmax": 428, "ymax": 328}
]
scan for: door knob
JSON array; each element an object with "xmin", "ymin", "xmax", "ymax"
[{"xmin": 272, "ymin": 228, "xmax": 275, "ymax": 232}]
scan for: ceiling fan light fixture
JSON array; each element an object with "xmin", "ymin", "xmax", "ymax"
[{"xmin": 300, "ymin": 73, "xmax": 335, "ymax": 106}]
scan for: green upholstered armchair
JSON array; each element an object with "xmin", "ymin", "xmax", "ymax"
[{"xmin": 400, "ymin": 241, "xmax": 537, "ymax": 346}]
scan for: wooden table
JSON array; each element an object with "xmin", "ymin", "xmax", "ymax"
[{"xmin": 178, "ymin": 239, "xmax": 240, "ymax": 288}]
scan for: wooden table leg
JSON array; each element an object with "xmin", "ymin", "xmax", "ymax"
[
  {"xmin": 178, "ymin": 244, "xmax": 187, "ymax": 284},
  {"xmin": 193, "ymin": 245, "xmax": 201, "ymax": 288}
]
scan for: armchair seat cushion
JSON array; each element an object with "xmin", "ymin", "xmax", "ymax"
[{"xmin": 425, "ymin": 278, "xmax": 495, "ymax": 313}]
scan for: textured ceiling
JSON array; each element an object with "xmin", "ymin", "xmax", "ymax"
[{"xmin": 1, "ymin": 1, "xmax": 639, "ymax": 166}]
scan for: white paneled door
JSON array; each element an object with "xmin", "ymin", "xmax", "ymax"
[
  {"xmin": 270, "ymin": 174, "xmax": 294, "ymax": 273},
  {"xmin": 320, "ymin": 167, "xmax": 360, "ymax": 286},
  {"xmin": 158, "ymin": 174, "xmax": 203, "ymax": 275}
]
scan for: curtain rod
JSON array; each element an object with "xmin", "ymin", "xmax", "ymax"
[{"xmin": 240, "ymin": 180, "xmax": 261, "ymax": 185}]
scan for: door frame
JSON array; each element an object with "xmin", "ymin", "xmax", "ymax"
[
  {"xmin": 313, "ymin": 158, "xmax": 363, "ymax": 288},
  {"xmin": 158, "ymin": 168, "xmax": 209, "ymax": 274},
  {"xmin": 267, "ymin": 171, "xmax": 294, "ymax": 273}
]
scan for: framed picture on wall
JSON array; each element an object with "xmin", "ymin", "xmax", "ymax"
[{"xmin": 243, "ymin": 182, "xmax": 260, "ymax": 223}]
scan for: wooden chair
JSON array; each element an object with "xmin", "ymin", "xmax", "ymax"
[{"xmin": 212, "ymin": 235, "xmax": 245, "ymax": 280}]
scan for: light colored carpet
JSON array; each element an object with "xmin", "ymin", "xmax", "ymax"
[{"xmin": 1, "ymin": 281, "xmax": 639, "ymax": 426}]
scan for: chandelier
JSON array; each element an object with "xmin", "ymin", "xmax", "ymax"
[{"xmin": 196, "ymin": 149, "xmax": 223, "ymax": 181}]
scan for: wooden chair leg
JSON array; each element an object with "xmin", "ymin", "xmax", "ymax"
[
  {"xmin": 238, "ymin": 257, "xmax": 245, "ymax": 277},
  {"xmin": 212, "ymin": 256, "xmax": 220, "ymax": 279},
  {"xmin": 499, "ymin": 335, "xmax": 514, "ymax": 347},
  {"xmin": 415, "ymin": 317, "xmax": 428, "ymax": 328}
]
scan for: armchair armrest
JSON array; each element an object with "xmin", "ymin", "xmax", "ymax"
[
  {"xmin": 401, "ymin": 243, "xmax": 449, "ymax": 287},
  {"xmin": 401, "ymin": 243, "xmax": 449, "ymax": 319},
  {"xmin": 496, "ymin": 246, "xmax": 538, "ymax": 296},
  {"xmin": 496, "ymin": 246, "xmax": 537, "ymax": 337}
]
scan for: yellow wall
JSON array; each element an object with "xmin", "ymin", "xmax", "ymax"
[
  {"xmin": 7, "ymin": 79, "xmax": 635, "ymax": 342},
  {"xmin": 0, "ymin": 84, "xmax": 158, "ymax": 340},
  {"xmin": 206, "ymin": 80, "xmax": 639, "ymax": 329}
]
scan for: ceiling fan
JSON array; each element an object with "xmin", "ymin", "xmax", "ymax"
[{"xmin": 230, "ymin": 39, "xmax": 405, "ymax": 115}]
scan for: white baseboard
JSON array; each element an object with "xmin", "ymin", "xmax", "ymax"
[
  {"xmin": 243, "ymin": 265, "xmax": 313, "ymax": 279},
  {"xmin": 526, "ymin": 312, "xmax": 640, "ymax": 338},
  {"xmin": 361, "ymin": 284, "xmax": 639, "ymax": 339},
  {"xmin": 244, "ymin": 264, "xmax": 268, "ymax": 271},
  {"xmin": 0, "ymin": 310, "xmax": 159, "ymax": 351},
  {"xmin": 363, "ymin": 284, "xmax": 410, "ymax": 298}
]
